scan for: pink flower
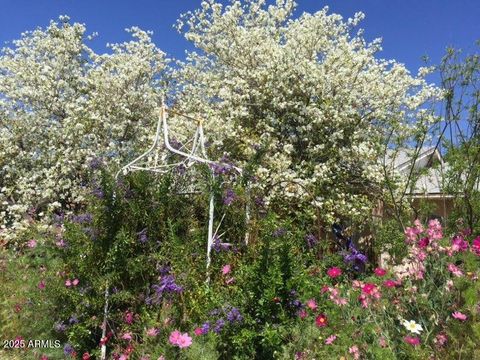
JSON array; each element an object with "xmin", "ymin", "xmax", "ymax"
[
  {"xmin": 452, "ymin": 311, "xmax": 467, "ymax": 321},
  {"xmin": 169, "ymin": 330, "xmax": 192, "ymax": 348},
  {"xmin": 427, "ymin": 219, "xmax": 443, "ymax": 240},
  {"xmin": 417, "ymin": 237, "xmax": 429, "ymax": 248},
  {"xmin": 194, "ymin": 327, "xmax": 203, "ymax": 336},
  {"xmin": 169, "ymin": 330, "xmax": 181, "ymax": 345},
  {"xmin": 404, "ymin": 336, "xmax": 421, "ymax": 346},
  {"xmin": 27, "ymin": 239, "xmax": 37, "ymax": 248},
  {"xmin": 298, "ymin": 309, "xmax": 308, "ymax": 319},
  {"xmin": 447, "ymin": 263, "xmax": 463, "ymax": 277},
  {"xmin": 119, "ymin": 355, "xmax": 128, "ymax": 360},
  {"xmin": 327, "ymin": 267, "xmax": 342, "ymax": 278},
  {"xmin": 362, "ymin": 283, "xmax": 377, "ymax": 295},
  {"xmin": 40, "ymin": 355, "xmax": 49, "ymax": 360},
  {"xmin": 121, "ymin": 332, "xmax": 132, "ymax": 341},
  {"xmin": 306, "ymin": 299, "xmax": 317, "ymax": 311},
  {"xmin": 383, "ymin": 280, "xmax": 397, "ymax": 288},
  {"xmin": 349, "ymin": 345, "xmax": 360, "ymax": 360},
  {"xmin": 471, "ymin": 237, "xmax": 480, "ymax": 256},
  {"xmin": 177, "ymin": 333, "xmax": 193, "ymax": 348},
  {"xmin": 65, "ymin": 279, "xmax": 72, "ymax": 287},
  {"xmin": 378, "ymin": 337, "xmax": 387, "ymax": 348},
  {"xmin": 72, "ymin": 279, "xmax": 79, "ymax": 286},
  {"xmin": 452, "ymin": 235, "xmax": 468, "ymax": 252},
  {"xmin": 374, "ymin": 268, "xmax": 387, "ymax": 276},
  {"xmin": 404, "ymin": 227, "xmax": 418, "ymax": 244},
  {"xmin": 315, "ymin": 313, "xmax": 328, "ymax": 327},
  {"xmin": 38, "ymin": 280, "xmax": 46, "ymax": 290},
  {"xmin": 434, "ymin": 333, "xmax": 448, "ymax": 347},
  {"xmin": 325, "ymin": 334, "xmax": 337, "ymax": 345},
  {"xmin": 146, "ymin": 328, "xmax": 159, "ymax": 337},
  {"xmin": 221, "ymin": 264, "xmax": 231, "ymax": 275},
  {"xmin": 124, "ymin": 311, "xmax": 134, "ymax": 325}
]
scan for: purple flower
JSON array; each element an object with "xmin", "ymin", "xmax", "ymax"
[
  {"xmin": 89, "ymin": 157, "xmax": 103, "ymax": 170},
  {"xmin": 223, "ymin": 188, "xmax": 236, "ymax": 206},
  {"xmin": 305, "ymin": 234, "xmax": 317, "ymax": 248},
  {"xmin": 214, "ymin": 319, "xmax": 225, "ymax": 334},
  {"xmin": 201, "ymin": 321, "xmax": 211, "ymax": 334},
  {"xmin": 71, "ymin": 213, "xmax": 93, "ymax": 224},
  {"xmin": 63, "ymin": 343, "xmax": 74, "ymax": 355},
  {"xmin": 69, "ymin": 315, "xmax": 79, "ymax": 324},
  {"xmin": 137, "ymin": 228, "xmax": 148, "ymax": 244},
  {"xmin": 53, "ymin": 213, "xmax": 64, "ymax": 224},
  {"xmin": 343, "ymin": 244, "xmax": 367, "ymax": 272},
  {"xmin": 226, "ymin": 308, "xmax": 243, "ymax": 323},
  {"xmin": 254, "ymin": 196, "xmax": 265, "ymax": 207},
  {"xmin": 147, "ymin": 275, "xmax": 183, "ymax": 305},
  {"xmin": 91, "ymin": 186, "xmax": 104, "ymax": 199},
  {"xmin": 211, "ymin": 236, "xmax": 232, "ymax": 252}
]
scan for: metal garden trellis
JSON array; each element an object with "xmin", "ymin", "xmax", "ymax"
[{"xmin": 98, "ymin": 102, "xmax": 247, "ymax": 359}]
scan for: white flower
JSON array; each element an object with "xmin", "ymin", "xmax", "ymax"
[{"xmin": 402, "ymin": 320, "xmax": 423, "ymax": 334}]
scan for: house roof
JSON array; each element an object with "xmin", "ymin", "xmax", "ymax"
[{"xmin": 386, "ymin": 146, "xmax": 449, "ymax": 196}]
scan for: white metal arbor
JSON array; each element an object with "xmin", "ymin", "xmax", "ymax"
[{"xmin": 115, "ymin": 102, "xmax": 242, "ymax": 270}]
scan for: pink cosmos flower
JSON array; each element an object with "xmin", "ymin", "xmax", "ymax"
[
  {"xmin": 362, "ymin": 283, "xmax": 377, "ymax": 295},
  {"xmin": 452, "ymin": 311, "xmax": 467, "ymax": 321},
  {"xmin": 121, "ymin": 332, "xmax": 132, "ymax": 341},
  {"xmin": 452, "ymin": 236, "xmax": 468, "ymax": 252},
  {"xmin": 325, "ymin": 334, "xmax": 337, "ymax": 345},
  {"xmin": 471, "ymin": 237, "xmax": 480, "ymax": 256},
  {"xmin": 169, "ymin": 330, "xmax": 192, "ymax": 348},
  {"xmin": 447, "ymin": 263, "xmax": 463, "ymax": 277},
  {"xmin": 40, "ymin": 356, "xmax": 49, "ymax": 360},
  {"xmin": 315, "ymin": 313, "xmax": 328, "ymax": 327},
  {"xmin": 434, "ymin": 333, "xmax": 448, "ymax": 347},
  {"xmin": 404, "ymin": 226, "xmax": 418, "ymax": 244},
  {"xmin": 27, "ymin": 239, "xmax": 37, "ymax": 248},
  {"xmin": 327, "ymin": 267, "xmax": 342, "ymax": 278},
  {"xmin": 427, "ymin": 219, "xmax": 443, "ymax": 240},
  {"xmin": 119, "ymin": 355, "xmax": 128, "ymax": 360},
  {"xmin": 221, "ymin": 264, "xmax": 231, "ymax": 275},
  {"xmin": 194, "ymin": 327, "xmax": 203, "ymax": 336},
  {"xmin": 306, "ymin": 299, "xmax": 317, "ymax": 311},
  {"xmin": 383, "ymin": 280, "xmax": 397, "ymax": 288},
  {"xmin": 417, "ymin": 237, "xmax": 429, "ymax": 248},
  {"xmin": 65, "ymin": 279, "xmax": 72, "ymax": 287},
  {"xmin": 404, "ymin": 336, "xmax": 421, "ymax": 346},
  {"xmin": 38, "ymin": 280, "xmax": 46, "ymax": 290},
  {"xmin": 349, "ymin": 345, "xmax": 360, "ymax": 360},
  {"xmin": 72, "ymin": 279, "xmax": 79, "ymax": 286},
  {"xmin": 82, "ymin": 353, "xmax": 91, "ymax": 360},
  {"xmin": 374, "ymin": 268, "xmax": 387, "ymax": 276},
  {"xmin": 124, "ymin": 311, "xmax": 134, "ymax": 325},
  {"xmin": 146, "ymin": 327, "xmax": 159, "ymax": 337}
]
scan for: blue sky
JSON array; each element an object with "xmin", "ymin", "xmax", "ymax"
[{"xmin": 0, "ymin": 0, "xmax": 479, "ymax": 82}]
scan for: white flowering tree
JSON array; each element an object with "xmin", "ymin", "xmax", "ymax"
[
  {"xmin": 172, "ymin": 0, "xmax": 441, "ymax": 224},
  {"xmin": 0, "ymin": 16, "xmax": 166, "ymax": 236}
]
